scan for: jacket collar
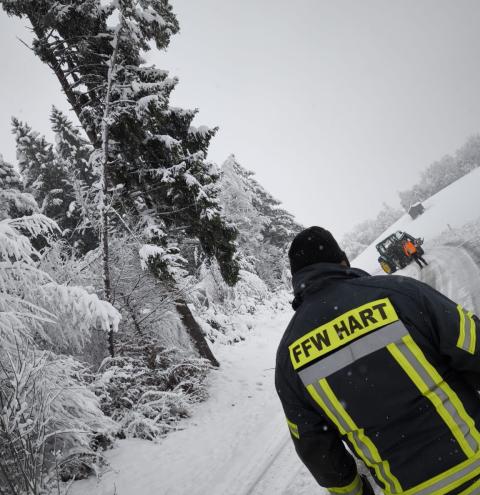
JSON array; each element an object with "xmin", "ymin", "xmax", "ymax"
[{"xmin": 291, "ymin": 262, "xmax": 370, "ymax": 310}]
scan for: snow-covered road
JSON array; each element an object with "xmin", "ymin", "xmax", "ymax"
[
  {"xmin": 71, "ymin": 245, "xmax": 480, "ymax": 495},
  {"xmin": 71, "ymin": 303, "xmax": 320, "ymax": 495}
]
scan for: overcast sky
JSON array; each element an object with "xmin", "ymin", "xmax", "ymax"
[{"xmin": 2, "ymin": 0, "xmax": 480, "ymax": 237}]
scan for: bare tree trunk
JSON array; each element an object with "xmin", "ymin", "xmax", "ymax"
[
  {"xmin": 101, "ymin": 23, "xmax": 122, "ymax": 358},
  {"xmin": 102, "ymin": 207, "xmax": 114, "ymax": 357},
  {"xmin": 175, "ymin": 299, "xmax": 219, "ymax": 368},
  {"xmin": 121, "ymin": 293, "xmax": 143, "ymax": 337}
]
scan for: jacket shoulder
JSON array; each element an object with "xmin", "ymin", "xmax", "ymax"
[{"xmin": 356, "ymin": 273, "xmax": 426, "ymax": 298}]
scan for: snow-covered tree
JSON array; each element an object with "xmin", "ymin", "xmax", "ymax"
[
  {"xmin": 12, "ymin": 118, "xmax": 65, "ymax": 219},
  {"xmin": 12, "ymin": 117, "xmax": 81, "ymax": 253},
  {"xmin": 12, "ymin": 114, "xmax": 98, "ymax": 255},
  {"xmin": 51, "ymin": 107, "xmax": 94, "ymax": 185},
  {"xmin": 0, "ymin": 154, "xmax": 36, "ymax": 220},
  {"xmin": 50, "ymin": 107, "xmax": 98, "ymax": 253},
  {"xmin": 2, "ymin": 0, "xmax": 240, "ymax": 364},
  {"xmin": 1, "ymin": 0, "xmax": 239, "ymax": 285},
  {"xmin": 398, "ymin": 133, "xmax": 480, "ymax": 210},
  {"xmin": 0, "ymin": 148, "xmax": 119, "ymax": 352},
  {"xmin": 456, "ymin": 135, "xmax": 480, "ymax": 175},
  {"xmin": 219, "ymin": 155, "xmax": 302, "ymax": 289}
]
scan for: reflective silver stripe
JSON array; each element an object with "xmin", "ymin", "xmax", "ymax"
[
  {"xmin": 311, "ymin": 381, "xmax": 351, "ymax": 433},
  {"xmin": 299, "ymin": 320, "xmax": 408, "ymax": 385},
  {"xmin": 396, "ymin": 340, "xmax": 479, "ymax": 454},
  {"xmin": 407, "ymin": 457, "xmax": 480, "ymax": 495},
  {"xmin": 460, "ymin": 479, "xmax": 480, "ymax": 495},
  {"xmin": 311, "ymin": 381, "xmax": 398, "ymax": 494}
]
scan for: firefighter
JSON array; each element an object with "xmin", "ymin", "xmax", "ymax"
[
  {"xmin": 276, "ymin": 226, "xmax": 480, "ymax": 495},
  {"xmin": 402, "ymin": 238, "xmax": 428, "ymax": 269}
]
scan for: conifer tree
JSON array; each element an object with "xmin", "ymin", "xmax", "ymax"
[
  {"xmin": 0, "ymin": 154, "xmax": 37, "ymax": 220},
  {"xmin": 220, "ymin": 155, "xmax": 302, "ymax": 288},
  {"xmin": 1, "ymin": 0, "xmax": 238, "ymax": 364},
  {"xmin": 12, "ymin": 116, "xmax": 97, "ymax": 253},
  {"xmin": 1, "ymin": 0, "xmax": 239, "ymax": 284},
  {"xmin": 50, "ymin": 107, "xmax": 98, "ymax": 253},
  {"xmin": 50, "ymin": 106, "xmax": 95, "ymax": 187},
  {"xmin": 12, "ymin": 118, "xmax": 71, "ymax": 224}
]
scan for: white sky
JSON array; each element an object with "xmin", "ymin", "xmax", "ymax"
[{"xmin": 2, "ymin": 0, "xmax": 480, "ymax": 236}]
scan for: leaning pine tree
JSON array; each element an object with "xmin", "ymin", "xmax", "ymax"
[{"xmin": 1, "ymin": 0, "xmax": 239, "ymax": 365}]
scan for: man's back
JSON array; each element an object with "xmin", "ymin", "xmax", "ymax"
[{"xmin": 276, "ymin": 262, "xmax": 480, "ymax": 495}]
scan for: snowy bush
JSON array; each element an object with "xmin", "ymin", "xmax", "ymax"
[
  {"xmin": 39, "ymin": 227, "xmax": 215, "ymax": 443},
  {"xmin": 0, "ymin": 342, "xmax": 115, "ymax": 494},
  {"xmin": 0, "ymin": 206, "xmax": 120, "ymax": 492},
  {"xmin": 0, "ymin": 214, "xmax": 120, "ymax": 352},
  {"xmin": 187, "ymin": 259, "xmax": 274, "ymax": 343},
  {"xmin": 92, "ymin": 346, "xmax": 211, "ymax": 440}
]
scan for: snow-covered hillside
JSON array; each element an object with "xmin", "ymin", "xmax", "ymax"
[{"xmin": 354, "ymin": 167, "xmax": 480, "ymax": 273}]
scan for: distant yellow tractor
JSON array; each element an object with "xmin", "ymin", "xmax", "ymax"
[{"xmin": 376, "ymin": 231, "xmax": 424, "ymax": 274}]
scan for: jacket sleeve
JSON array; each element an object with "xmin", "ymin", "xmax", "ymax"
[
  {"xmin": 275, "ymin": 361, "xmax": 361, "ymax": 494},
  {"xmin": 414, "ymin": 280, "xmax": 480, "ymax": 378}
]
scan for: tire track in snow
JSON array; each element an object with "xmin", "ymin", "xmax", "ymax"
[
  {"xmin": 416, "ymin": 246, "xmax": 480, "ymax": 312},
  {"xmin": 241, "ymin": 434, "xmax": 292, "ymax": 495}
]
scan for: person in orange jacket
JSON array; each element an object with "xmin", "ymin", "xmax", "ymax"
[{"xmin": 402, "ymin": 239, "xmax": 428, "ymax": 269}]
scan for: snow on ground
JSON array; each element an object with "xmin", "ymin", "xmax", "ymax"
[
  {"xmin": 397, "ymin": 245, "xmax": 480, "ymax": 315},
  {"xmin": 71, "ymin": 302, "xmax": 321, "ymax": 495}
]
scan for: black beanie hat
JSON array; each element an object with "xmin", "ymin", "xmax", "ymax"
[{"xmin": 288, "ymin": 226, "xmax": 348, "ymax": 275}]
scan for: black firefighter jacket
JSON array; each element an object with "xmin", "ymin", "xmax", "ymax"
[{"xmin": 275, "ymin": 263, "xmax": 480, "ymax": 495}]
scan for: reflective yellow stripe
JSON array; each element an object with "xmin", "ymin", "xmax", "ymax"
[
  {"xmin": 458, "ymin": 477, "xmax": 480, "ymax": 495},
  {"xmin": 328, "ymin": 473, "xmax": 363, "ymax": 495},
  {"xmin": 289, "ymin": 298, "xmax": 399, "ymax": 369},
  {"xmin": 406, "ymin": 334, "xmax": 480, "ymax": 448},
  {"xmin": 307, "ymin": 379, "xmax": 402, "ymax": 494},
  {"xmin": 387, "ymin": 335, "xmax": 480, "ymax": 458},
  {"xmin": 457, "ymin": 305, "xmax": 477, "ymax": 355},
  {"xmin": 401, "ymin": 454, "xmax": 480, "ymax": 495},
  {"xmin": 468, "ymin": 311, "xmax": 477, "ymax": 355},
  {"xmin": 458, "ymin": 305, "xmax": 467, "ymax": 350},
  {"xmin": 286, "ymin": 418, "xmax": 300, "ymax": 439}
]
